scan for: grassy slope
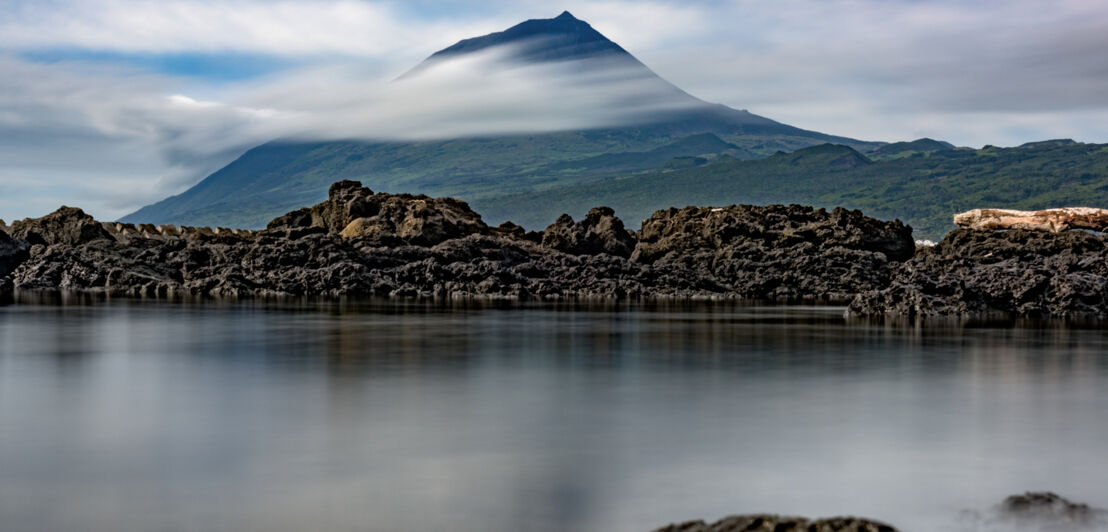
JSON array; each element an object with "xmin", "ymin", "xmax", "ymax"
[
  {"xmin": 122, "ymin": 116, "xmax": 882, "ymax": 229},
  {"xmin": 473, "ymin": 142, "xmax": 1108, "ymax": 241}
]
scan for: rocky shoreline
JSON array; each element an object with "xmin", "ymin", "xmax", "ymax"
[
  {"xmin": 654, "ymin": 492, "xmax": 1107, "ymax": 532},
  {"xmin": 2, "ymin": 179, "xmax": 1107, "ymax": 317},
  {"xmin": 654, "ymin": 515, "xmax": 896, "ymax": 531},
  {"xmin": 847, "ymin": 228, "xmax": 1108, "ymax": 318},
  {"xmin": 0, "ymin": 180, "xmax": 912, "ymax": 301}
]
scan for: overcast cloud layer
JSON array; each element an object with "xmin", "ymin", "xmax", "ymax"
[{"xmin": 1, "ymin": 0, "xmax": 1107, "ymax": 221}]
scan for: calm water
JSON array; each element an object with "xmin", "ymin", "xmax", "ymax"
[{"xmin": 1, "ymin": 296, "xmax": 1107, "ymax": 532}]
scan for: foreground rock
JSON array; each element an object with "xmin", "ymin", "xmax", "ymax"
[
  {"xmin": 997, "ymin": 492, "xmax": 1108, "ymax": 529},
  {"xmin": 959, "ymin": 492, "xmax": 1108, "ymax": 531},
  {"xmin": 0, "ymin": 181, "xmax": 915, "ymax": 300},
  {"xmin": 954, "ymin": 207, "xmax": 1108, "ymax": 233},
  {"xmin": 654, "ymin": 514, "xmax": 896, "ymax": 531},
  {"xmin": 632, "ymin": 205, "xmax": 914, "ymax": 300},
  {"xmin": 849, "ymin": 229, "xmax": 1108, "ymax": 318},
  {"xmin": 656, "ymin": 493, "xmax": 1107, "ymax": 532},
  {"xmin": 996, "ymin": 492, "xmax": 1108, "ymax": 530},
  {"xmin": 0, "ymin": 229, "xmax": 29, "ymax": 279}
]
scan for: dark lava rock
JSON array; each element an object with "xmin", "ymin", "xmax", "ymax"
[
  {"xmin": 998, "ymin": 492, "xmax": 1108, "ymax": 530},
  {"xmin": 8, "ymin": 206, "xmax": 112, "ymax": 246},
  {"xmin": 0, "ymin": 229, "xmax": 30, "ymax": 278},
  {"xmin": 541, "ymin": 207, "xmax": 636, "ymax": 258},
  {"xmin": 4, "ymin": 182, "xmax": 920, "ymax": 300},
  {"xmin": 960, "ymin": 492, "xmax": 1108, "ymax": 531},
  {"xmin": 849, "ymin": 229, "xmax": 1108, "ymax": 318},
  {"xmin": 5, "ymin": 187, "xmax": 648, "ymax": 298},
  {"xmin": 654, "ymin": 514, "xmax": 897, "ymax": 532},
  {"xmin": 632, "ymin": 205, "xmax": 915, "ymax": 300},
  {"xmin": 496, "ymin": 220, "xmax": 526, "ymax": 237}
]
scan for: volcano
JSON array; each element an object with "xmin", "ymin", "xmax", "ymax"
[{"xmin": 123, "ymin": 11, "xmax": 880, "ymax": 229}]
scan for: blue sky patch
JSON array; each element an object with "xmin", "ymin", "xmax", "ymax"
[{"xmin": 21, "ymin": 50, "xmax": 296, "ymax": 82}]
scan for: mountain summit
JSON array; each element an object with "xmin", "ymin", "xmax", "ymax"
[
  {"xmin": 423, "ymin": 11, "xmax": 634, "ymax": 65},
  {"xmin": 401, "ymin": 11, "xmax": 645, "ymax": 79},
  {"xmin": 401, "ymin": 11, "xmax": 766, "ymax": 127}
]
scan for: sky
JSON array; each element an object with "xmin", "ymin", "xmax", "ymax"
[{"xmin": 1, "ymin": 0, "xmax": 1107, "ymax": 221}]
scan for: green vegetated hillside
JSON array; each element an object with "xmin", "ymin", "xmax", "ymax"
[
  {"xmin": 868, "ymin": 138, "xmax": 955, "ymax": 160},
  {"xmin": 123, "ymin": 121, "xmax": 879, "ymax": 229},
  {"xmin": 472, "ymin": 139, "xmax": 1108, "ymax": 241}
]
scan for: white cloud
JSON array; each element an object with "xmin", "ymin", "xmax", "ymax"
[
  {"xmin": 2, "ymin": 0, "xmax": 1108, "ymax": 221},
  {"xmin": 0, "ymin": 47, "xmax": 701, "ymax": 221},
  {"xmin": 568, "ymin": 0, "xmax": 1108, "ymax": 147},
  {"xmin": 0, "ymin": 0, "xmax": 497, "ymax": 61}
]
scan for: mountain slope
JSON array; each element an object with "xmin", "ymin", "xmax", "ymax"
[
  {"xmin": 123, "ymin": 12, "xmax": 882, "ymax": 228},
  {"xmin": 870, "ymin": 138, "xmax": 956, "ymax": 159},
  {"xmin": 543, "ymin": 133, "xmax": 742, "ymax": 173},
  {"xmin": 474, "ymin": 141, "xmax": 1108, "ymax": 240}
]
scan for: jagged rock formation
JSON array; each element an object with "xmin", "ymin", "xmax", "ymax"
[
  {"xmin": 7, "ymin": 206, "xmax": 113, "ymax": 246},
  {"xmin": 541, "ymin": 207, "xmax": 636, "ymax": 258},
  {"xmin": 954, "ymin": 207, "xmax": 1108, "ymax": 233},
  {"xmin": 269, "ymin": 180, "xmax": 489, "ymax": 246},
  {"xmin": 0, "ymin": 181, "xmax": 915, "ymax": 300},
  {"xmin": 653, "ymin": 514, "xmax": 897, "ymax": 531},
  {"xmin": 632, "ymin": 205, "xmax": 914, "ymax": 300},
  {"xmin": 848, "ymin": 229, "xmax": 1108, "ymax": 318}
]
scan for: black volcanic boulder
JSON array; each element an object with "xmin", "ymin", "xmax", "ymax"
[
  {"xmin": 8, "ymin": 206, "xmax": 113, "ymax": 247},
  {"xmin": 632, "ymin": 205, "xmax": 915, "ymax": 300},
  {"xmin": 0, "ymin": 229, "xmax": 30, "ymax": 279},
  {"xmin": 265, "ymin": 207, "xmax": 313, "ymax": 231},
  {"xmin": 654, "ymin": 514, "xmax": 897, "ymax": 531},
  {"xmin": 849, "ymin": 229, "xmax": 1108, "ymax": 317},
  {"xmin": 541, "ymin": 207, "xmax": 636, "ymax": 258}
]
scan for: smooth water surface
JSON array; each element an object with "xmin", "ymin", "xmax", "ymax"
[{"xmin": 1, "ymin": 297, "xmax": 1107, "ymax": 531}]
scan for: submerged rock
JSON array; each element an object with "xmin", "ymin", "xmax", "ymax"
[
  {"xmin": 959, "ymin": 492, "xmax": 1108, "ymax": 531},
  {"xmin": 654, "ymin": 514, "xmax": 897, "ymax": 531},
  {"xmin": 998, "ymin": 492, "xmax": 1108, "ymax": 530},
  {"xmin": 849, "ymin": 229, "xmax": 1108, "ymax": 317}
]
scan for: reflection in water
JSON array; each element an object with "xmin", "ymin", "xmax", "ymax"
[{"xmin": 1, "ymin": 298, "xmax": 1107, "ymax": 531}]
